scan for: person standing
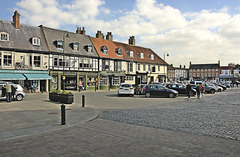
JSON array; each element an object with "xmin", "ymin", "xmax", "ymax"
[
  {"xmin": 196, "ymin": 84, "xmax": 201, "ymax": 99},
  {"xmin": 6, "ymin": 82, "xmax": 12, "ymax": 102},
  {"xmin": 200, "ymin": 84, "xmax": 205, "ymax": 98},
  {"xmin": 78, "ymin": 81, "xmax": 82, "ymax": 92},
  {"xmin": 186, "ymin": 82, "xmax": 192, "ymax": 99},
  {"xmin": 11, "ymin": 85, "xmax": 17, "ymax": 101}
]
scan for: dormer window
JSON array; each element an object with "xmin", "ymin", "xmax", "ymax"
[
  {"xmin": 149, "ymin": 54, "xmax": 154, "ymax": 60},
  {"xmin": 86, "ymin": 44, "xmax": 93, "ymax": 53},
  {"xmin": 138, "ymin": 53, "xmax": 144, "ymax": 59},
  {"xmin": 56, "ymin": 40, "xmax": 63, "ymax": 49},
  {"xmin": 73, "ymin": 41, "xmax": 79, "ymax": 51},
  {"xmin": 115, "ymin": 48, "xmax": 122, "ymax": 56},
  {"xmin": 0, "ymin": 32, "xmax": 9, "ymax": 41},
  {"xmin": 127, "ymin": 51, "xmax": 134, "ymax": 58},
  {"xmin": 32, "ymin": 37, "xmax": 40, "ymax": 46},
  {"xmin": 101, "ymin": 45, "xmax": 108, "ymax": 55}
]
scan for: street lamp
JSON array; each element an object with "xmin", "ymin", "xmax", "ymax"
[
  {"xmin": 163, "ymin": 51, "xmax": 169, "ymax": 83},
  {"xmin": 63, "ymin": 31, "xmax": 70, "ymax": 91}
]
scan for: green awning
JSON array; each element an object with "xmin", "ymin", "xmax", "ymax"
[
  {"xmin": 24, "ymin": 74, "xmax": 53, "ymax": 80},
  {"xmin": 0, "ymin": 73, "xmax": 26, "ymax": 80}
]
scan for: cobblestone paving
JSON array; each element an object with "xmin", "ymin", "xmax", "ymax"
[{"xmin": 100, "ymin": 89, "xmax": 240, "ymax": 140}]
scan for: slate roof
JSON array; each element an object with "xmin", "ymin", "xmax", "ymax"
[
  {"xmin": 90, "ymin": 37, "xmax": 123, "ymax": 59},
  {"xmin": 40, "ymin": 25, "xmax": 98, "ymax": 57},
  {"xmin": 114, "ymin": 41, "xmax": 167, "ymax": 65},
  {"xmin": 0, "ymin": 19, "xmax": 49, "ymax": 52},
  {"xmin": 190, "ymin": 64, "xmax": 220, "ymax": 69}
]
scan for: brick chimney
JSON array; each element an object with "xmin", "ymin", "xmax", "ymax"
[
  {"xmin": 76, "ymin": 27, "xmax": 86, "ymax": 35},
  {"xmin": 96, "ymin": 30, "xmax": 104, "ymax": 39},
  {"xmin": 106, "ymin": 32, "xmax": 113, "ymax": 41},
  {"xmin": 13, "ymin": 10, "xmax": 20, "ymax": 29},
  {"xmin": 128, "ymin": 36, "xmax": 135, "ymax": 45}
]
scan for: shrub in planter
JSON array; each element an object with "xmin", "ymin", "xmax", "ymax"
[
  {"xmin": 59, "ymin": 91, "xmax": 74, "ymax": 104},
  {"xmin": 49, "ymin": 89, "xmax": 59, "ymax": 102}
]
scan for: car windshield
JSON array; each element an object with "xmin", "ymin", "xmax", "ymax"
[
  {"xmin": 121, "ymin": 84, "xmax": 131, "ymax": 88},
  {"xmin": 178, "ymin": 84, "xmax": 185, "ymax": 88}
]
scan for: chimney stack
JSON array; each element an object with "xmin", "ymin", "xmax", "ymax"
[
  {"xmin": 106, "ymin": 32, "xmax": 113, "ymax": 41},
  {"xmin": 76, "ymin": 27, "xmax": 86, "ymax": 35},
  {"xmin": 96, "ymin": 30, "xmax": 104, "ymax": 39},
  {"xmin": 128, "ymin": 36, "xmax": 135, "ymax": 45},
  {"xmin": 13, "ymin": 10, "xmax": 20, "ymax": 29}
]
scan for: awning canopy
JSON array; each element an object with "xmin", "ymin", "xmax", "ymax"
[
  {"xmin": 24, "ymin": 74, "xmax": 53, "ymax": 80},
  {"xmin": 0, "ymin": 73, "xmax": 26, "ymax": 80}
]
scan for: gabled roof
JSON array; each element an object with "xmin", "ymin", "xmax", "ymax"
[
  {"xmin": 114, "ymin": 41, "xmax": 167, "ymax": 65},
  {"xmin": 90, "ymin": 37, "xmax": 123, "ymax": 59},
  {"xmin": 190, "ymin": 63, "xmax": 219, "ymax": 69},
  {"xmin": 0, "ymin": 19, "xmax": 48, "ymax": 52},
  {"xmin": 40, "ymin": 25, "xmax": 98, "ymax": 57}
]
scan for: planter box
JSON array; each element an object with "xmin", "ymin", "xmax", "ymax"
[
  {"xmin": 59, "ymin": 94, "xmax": 74, "ymax": 104},
  {"xmin": 49, "ymin": 93, "xmax": 59, "ymax": 102}
]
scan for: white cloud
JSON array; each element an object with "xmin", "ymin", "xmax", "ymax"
[{"xmin": 15, "ymin": 0, "xmax": 240, "ymax": 66}]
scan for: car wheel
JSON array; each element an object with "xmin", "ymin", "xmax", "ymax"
[
  {"xmin": 210, "ymin": 89, "xmax": 215, "ymax": 94},
  {"xmin": 16, "ymin": 94, "xmax": 23, "ymax": 101},
  {"xmin": 169, "ymin": 93, "xmax": 175, "ymax": 98},
  {"xmin": 145, "ymin": 92, "xmax": 151, "ymax": 98},
  {"xmin": 218, "ymin": 89, "xmax": 221, "ymax": 92},
  {"xmin": 131, "ymin": 94, "xmax": 134, "ymax": 97}
]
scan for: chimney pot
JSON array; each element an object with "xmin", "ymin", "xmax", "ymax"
[{"xmin": 13, "ymin": 10, "xmax": 20, "ymax": 29}]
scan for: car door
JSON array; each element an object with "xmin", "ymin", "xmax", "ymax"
[
  {"xmin": 178, "ymin": 84, "xmax": 186, "ymax": 94},
  {"xmin": 149, "ymin": 85, "xmax": 159, "ymax": 96},
  {"xmin": 157, "ymin": 85, "xmax": 168, "ymax": 97}
]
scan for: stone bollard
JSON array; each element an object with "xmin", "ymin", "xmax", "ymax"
[{"xmin": 61, "ymin": 104, "xmax": 66, "ymax": 125}]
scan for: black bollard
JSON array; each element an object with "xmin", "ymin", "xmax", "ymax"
[
  {"xmin": 82, "ymin": 95, "xmax": 85, "ymax": 107},
  {"xmin": 61, "ymin": 104, "xmax": 66, "ymax": 125},
  {"xmin": 95, "ymin": 84, "xmax": 97, "ymax": 92}
]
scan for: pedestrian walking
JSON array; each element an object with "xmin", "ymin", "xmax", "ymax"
[
  {"xmin": 6, "ymin": 82, "xmax": 12, "ymax": 102},
  {"xmin": 186, "ymin": 82, "xmax": 192, "ymax": 99},
  {"xmin": 200, "ymin": 84, "xmax": 205, "ymax": 98},
  {"xmin": 196, "ymin": 84, "xmax": 201, "ymax": 99},
  {"xmin": 11, "ymin": 85, "xmax": 17, "ymax": 101}
]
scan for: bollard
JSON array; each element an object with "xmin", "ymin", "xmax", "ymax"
[
  {"xmin": 95, "ymin": 84, "xmax": 97, "ymax": 92},
  {"xmin": 82, "ymin": 95, "xmax": 85, "ymax": 107},
  {"xmin": 61, "ymin": 104, "xmax": 66, "ymax": 125}
]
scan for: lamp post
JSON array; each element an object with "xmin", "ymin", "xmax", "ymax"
[
  {"xmin": 163, "ymin": 51, "xmax": 169, "ymax": 83},
  {"xmin": 63, "ymin": 32, "xmax": 70, "ymax": 91}
]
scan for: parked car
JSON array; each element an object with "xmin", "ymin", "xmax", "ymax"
[
  {"xmin": 214, "ymin": 83, "xmax": 227, "ymax": 91},
  {"xmin": 0, "ymin": 82, "xmax": 26, "ymax": 101},
  {"xmin": 118, "ymin": 83, "xmax": 134, "ymax": 97},
  {"xmin": 144, "ymin": 84, "xmax": 178, "ymax": 98},
  {"xmin": 223, "ymin": 82, "xmax": 231, "ymax": 88},
  {"xmin": 134, "ymin": 84, "xmax": 147, "ymax": 95},
  {"xmin": 166, "ymin": 83, "xmax": 196, "ymax": 96}
]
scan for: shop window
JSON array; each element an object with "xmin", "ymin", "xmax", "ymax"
[
  {"xmin": 87, "ymin": 77, "xmax": 97, "ymax": 87},
  {"xmin": 126, "ymin": 76, "xmax": 133, "ymax": 81},
  {"xmin": 100, "ymin": 76, "xmax": 108, "ymax": 85},
  {"xmin": 0, "ymin": 32, "xmax": 9, "ymax": 41},
  {"xmin": 3, "ymin": 53, "xmax": 12, "ymax": 66},
  {"xmin": 113, "ymin": 77, "xmax": 120, "ymax": 85},
  {"xmin": 34, "ymin": 56, "xmax": 41, "ymax": 67}
]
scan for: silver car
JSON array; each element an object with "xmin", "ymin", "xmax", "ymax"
[{"xmin": 0, "ymin": 83, "xmax": 26, "ymax": 101}]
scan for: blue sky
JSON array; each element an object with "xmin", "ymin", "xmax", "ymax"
[{"xmin": 1, "ymin": 0, "xmax": 240, "ymax": 67}]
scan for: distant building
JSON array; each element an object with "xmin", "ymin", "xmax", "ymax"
[
  {"xmin": 167, "ymin": 64, "xmax": 188, "ymax": 82},
  {"xmin": 189, "ymin": 61, "xmax": 220, "ymax": 81}
]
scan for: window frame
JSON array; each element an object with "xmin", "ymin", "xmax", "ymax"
[
  {"xmin": 0, "ymin": 32, "xmax": 9, "ymax": 41},
  {"xmin": 32, "ymin": 37, "xmax": 41, "ymax": 46}
]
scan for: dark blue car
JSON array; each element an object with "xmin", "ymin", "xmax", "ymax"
[{"xmin": 144, "ymin": 84, "xmax": 178, "ymax": 98}]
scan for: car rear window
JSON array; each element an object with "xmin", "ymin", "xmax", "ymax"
[{"xmin": 121, "ymin": 84, "xmax": 132, "ymax": 88}]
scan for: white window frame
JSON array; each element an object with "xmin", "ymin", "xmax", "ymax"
[
  {"xmin": 0, "ymin": 32, "xmax": 9, "ymax": 41},
  {"xmin": 32, "ymin": 37, "xmax": 40, "ymax": 46}
]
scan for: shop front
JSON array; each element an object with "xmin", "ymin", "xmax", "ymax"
[
  {"xmin": 100, "ymin": 71, "xmax": 125, "ymax": 90},
  {"xmin": 0, "ymin": 70, "xmax": 52, "ymax": 92}
]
